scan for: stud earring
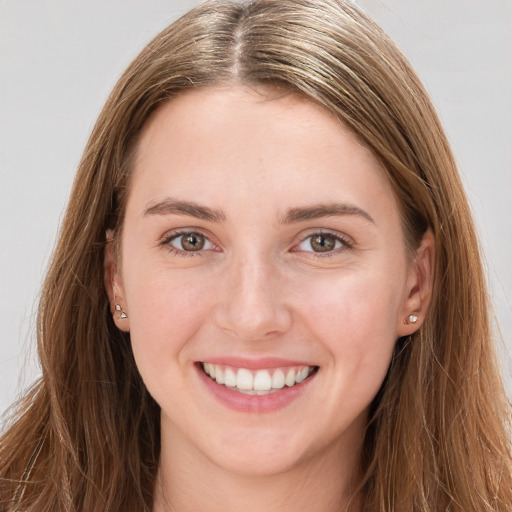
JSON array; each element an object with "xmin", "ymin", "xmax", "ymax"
[
  {"xmin": 406, "ymin": 313, "xmax": 419, "ymax": 324},
  {"xmin": 115, "ymin": 304, "xmax": 128, "ymax": 319}
]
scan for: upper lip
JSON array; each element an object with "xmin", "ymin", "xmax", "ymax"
[{"xmin": 199, "ymin": 356, "xmax": 316, "ymax": 370}]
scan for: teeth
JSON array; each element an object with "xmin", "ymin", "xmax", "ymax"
[
  {"xmin": 215, "ymin": 369, "xmax": 225, "ymax": 385},
  {"xmin": 253, "ymin": 370, "xmax": 272, "ymax": 391},
  {"xmin": 271, "ymin": 369, "xmax": 285, "ymax": 389},
  {"xmin": 285, "ymin": 368, "xmax": 295, "ymax": 387},
  {"xmin": 201, "ymin": 363, "xmax": 315, "ymax": 394},
  {"xmin": 236, "ymin": 368, "xmax": 254, "ymax": 390},
  {"xmin": 296, "ymin": 367, "xmax": 309, "ymax": 383},
  {"xmin": 224, "ymin": 367, "xmax": 236, "ymax": 387}
]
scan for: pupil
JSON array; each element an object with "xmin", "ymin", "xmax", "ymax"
[
  {"xmin": 182, "ymin": 233, "xmax": 204, "ymax": 251},
  {"xmin": 311, "ymin": 234, "xmax": 335, "ymax": 252}
]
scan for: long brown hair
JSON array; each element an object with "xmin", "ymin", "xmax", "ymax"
[{"xmin": 1, "ymin": 1, "xmax": 511, "ymax": 511}]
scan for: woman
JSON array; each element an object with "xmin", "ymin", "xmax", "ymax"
[{"xmin": 1, "ymin": 1, "xmax": 511, "ymax": 511}]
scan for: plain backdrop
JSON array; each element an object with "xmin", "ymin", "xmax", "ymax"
[{"xmin": 1, "ymin": 0, "xmax": 511, "ymax": 417}]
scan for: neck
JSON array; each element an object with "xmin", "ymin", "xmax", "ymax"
[{"xmin": 152, "ymin": 422, "xmax": 364, "ymax": 512}]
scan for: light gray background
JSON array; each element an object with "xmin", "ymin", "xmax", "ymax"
[{"xmin": 1, "ymin": 0, "xmax": 511, "ymax": 418}]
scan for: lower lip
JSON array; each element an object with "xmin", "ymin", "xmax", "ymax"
[{"xmin": 196, "ymin": 364, "xmax": 316, "ymax": 413}]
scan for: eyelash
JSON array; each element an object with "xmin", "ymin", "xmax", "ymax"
[{"xmin": 159, "ymin": 230, "xmax": 353, "ymax": 257}]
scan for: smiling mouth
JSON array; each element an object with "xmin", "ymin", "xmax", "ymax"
[{"xmin": 200, "ymin": 362, "xmax": 318, "ymax": 395}]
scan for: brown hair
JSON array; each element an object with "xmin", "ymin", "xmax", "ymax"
[{"xmin": 1, "ymin": 1, "xmax": 511, "ymax": 511}]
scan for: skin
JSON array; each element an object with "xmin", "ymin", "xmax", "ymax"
[{"xmin": 105, "ymin": 85, "xmax": 433, "ymax": 512}]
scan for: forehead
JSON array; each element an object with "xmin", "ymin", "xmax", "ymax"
[
  {"xmin": 135, "ymin": 85, "xmax": 374, "ymax": 164},
  {"xmin": 128, "ymin": 85, "xmax": 399, "ymax": 225}
]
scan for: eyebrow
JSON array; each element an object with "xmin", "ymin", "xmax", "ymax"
[
  {"xmin": 280, "ymin": 203, "xmax": 375, "ymax": 225},
  {"xmin": 143, "ymin": 198, "xmax": 374, "ymax": 225},
  {"xmin": 143, "ymin": 198, "xmax": 226, "ymax": 222}
]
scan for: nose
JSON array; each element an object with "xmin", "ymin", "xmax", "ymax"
[{"xmin": 213, "ymin": 253, "xmax": 293, "ymax": 341}]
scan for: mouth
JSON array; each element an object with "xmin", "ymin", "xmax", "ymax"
[{"xmin": 200, "ymin": 362, "xmax": 319, "ymax": 396}]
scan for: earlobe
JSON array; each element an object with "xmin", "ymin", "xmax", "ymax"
[
  {"xmin": 397, "ymin": 229, "xmax": 435, "ymax": 336},
  {"xmin": 104, "ymin": 230, "xmax": 130, "ymax": 332}
]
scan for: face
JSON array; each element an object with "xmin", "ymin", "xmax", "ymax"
[{"xmin": 108, "ymin": 85, "xmax": 429, "ymax": 477}]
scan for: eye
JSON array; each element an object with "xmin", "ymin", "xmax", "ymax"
[
  {"xmin": 165, "ymin": 231, "xmax": 214, "ymax": 253},
  {"xmin": 296, "ymin": 232, "xmax": 348, "ymax": 253}
]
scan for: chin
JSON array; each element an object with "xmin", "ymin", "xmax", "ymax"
[
  {"xmin": 202, "ymin": 424, "xmax": 335, "ymax": 477},
  {"xmin": 212, "ymin": 446, "xmax": 309, "ymax": 477}
]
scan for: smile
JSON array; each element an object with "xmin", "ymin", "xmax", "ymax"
[{"xmin": 201, "ymin": 362, "xmax": 318, "ymax": 395}]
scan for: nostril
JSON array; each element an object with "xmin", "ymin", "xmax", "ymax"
[{"xmin": 212, "ymin": 300, "xmax": 293, "ymax": 341}]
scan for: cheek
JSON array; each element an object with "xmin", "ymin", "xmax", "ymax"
[
  {"xmin": 302, "ymin": 265, "xmax": 404, "ymax": 340},
  {"xmin": 299, "ymin": 268, "xmax": 404, "ymax": 401},
  {"xmin": 124, "ymin": 268, "xmax": 215, "ymax": 385}
]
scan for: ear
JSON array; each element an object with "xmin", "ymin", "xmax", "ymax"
[
  {"xmin": 396, "ymin": 229, "xmax": 435, "ymax": 337},
  {"xmin": 104, "ymin": 229, "xmax": 130, "ymax": 332}
]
